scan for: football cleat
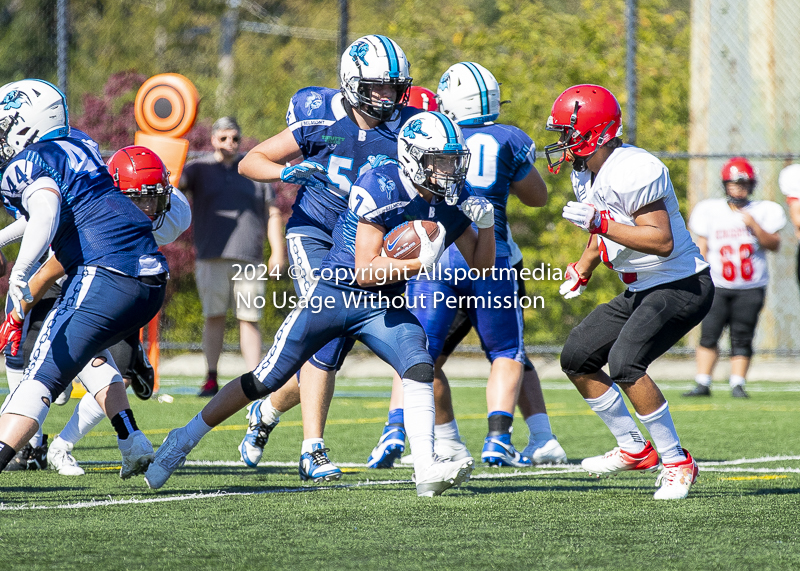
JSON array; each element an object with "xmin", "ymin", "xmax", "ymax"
[
  {"xmin": 47, "ymin": 441, "xmax": 85, "ymax": 476},
  {"xmin": 198, "ymin": 377, "xmax": 218, "ymax": 397},
  {"xmin": 523, "ymin": 437, "xmax": 568, "ymax": 465},
  {"xmin": 130, "ymin": 343, "xmax": 155, "ymax": 400},
  {"xmin": 731, "ymin": 385, "xmax": 750, "ymax": 399},
  {"xmin": 53, "ymin": 384, "xmax": 73, "ymax": 406},
  {"xmin": 415, "ymin": 457, "xmax": 474, "ymax": 497},
  {"xmin": 367, "ymin": 423, "xmax": 406, "ymax": 469},
  {"xmin": 2, "ymin": 435, "xmax": 48, "ymax": 472},
  {"xmin": 654, "ymin": 449, "xmax": 698, "ymax": 500},
  {"xmin": 434, "ymin": 437, "xmax": 472, "ymax": 463},
  {"xmin": 299, "ymin": 443, "xmax": 342, "ymax": 483},
  {"xmin": 581, "ymin": 441, "xmax": 660, "ymax": 477},
  {"xmin": 682, "ymin": 384, "xmax": 711, "ymax": 397},
  {"xmin": 3, "ymin": 445, "xmax": 33, "ymax": 472},
  {"xmin": 119, "ymin": 431, "xmax": 154, "ymax": 479},
  {"xmin": 239, "ymin": 401, "xmax": 280, "ymax": 467},
  {"xmin": 481, "ymin": 432, "xmax": 532, "ymax": 468},
  {"xmin": 145, "ymin": 427, "xmax": 196, "ymax": 489}
]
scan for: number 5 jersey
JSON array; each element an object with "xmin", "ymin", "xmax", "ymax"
[{"xmin": 690, "ymin": 197, "xmax": 786, "ymax": 289}]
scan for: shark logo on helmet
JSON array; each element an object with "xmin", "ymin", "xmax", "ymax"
[
  {"xmin": 438, "ymin": 72, "xmax": 450, "ymax": 92},
  {"xmin": 349, "ymin": 42, "xmax": 369, "ymax": 66},
  {"xmin": 1, "ymin": 90, "xmax": 31, "ymax": 111},
  {"xmin": 402, "ymin": 119, "xmax": 428, "ymax": 139}
]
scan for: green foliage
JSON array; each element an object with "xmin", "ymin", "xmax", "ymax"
[{"xmin": 0, "ymin": 0, "xmax": 692, "ymax": 345}]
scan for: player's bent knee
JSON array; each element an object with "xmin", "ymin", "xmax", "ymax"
[
  {"xmin": 0, "ymin": 379, "xmax": 51, "ymax": 427},
  {"xmin": 402, "ymin": 363, "xmax": 434, "ymax": 383},
  {"xmin": 77, "ymin": 360, "xmax": 124, "ymax": 396},
  {"xmin": 730, "ymin": 340, "xmax": 753, "ymax": 359},
  {"xmin": 241, "ymin": 371, "xmax": 271, "ymax": 400},
  {"xmin": 608, "ymin": 358, "xmax": 646, "ymax": 385},
  {"xmin": 560, "ymin": 338, "xmax": 597, "ymax": 377}
]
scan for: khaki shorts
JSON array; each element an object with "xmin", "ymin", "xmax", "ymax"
[{"xmin": 195, "ymin": 258, "xmax": 265, "ymax": 322}]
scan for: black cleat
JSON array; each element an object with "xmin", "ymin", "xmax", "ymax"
[
  {"xmin": 3, "ymin": 435, "xmax": 48, "ymax": 471},
  {"xmin": 4, "ymin": 445, "xmax": 33, "ymax": 472},
  {"xmin": 731, "ymin": 385, "xmax": 750, "ymax": 398},
  {"xmin": 130, "ymin": 342, "xmax": 155, "ymax": 400},
  {"xmin": 682, "ymin": 383, "xmax": 711, "ymax": 397}
]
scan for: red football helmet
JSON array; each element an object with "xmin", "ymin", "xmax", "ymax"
[
  {"xmin": 407, "ymin": 86, "xmax": 438, "ymax": 111},
  {"xmin": 107, "ymin": 145, "xmax": 172, "ymax": 227},
  {"xmin": 544, "ymin": 84, "xmax": 623, "ymax": 173},
  {"xmin": 721, "ymin": 157, "xmax": 756, "ymax": 188}
]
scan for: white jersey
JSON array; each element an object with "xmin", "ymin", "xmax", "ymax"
[
  {"xmin": 689, "ymin": 198, "xmax": 785, "ymax": 289},
  {"xmin": 570, "ymin": 145, "xmax": 708, "ymax": 292},
  {"xmin": 154, "ymin": 187, "xmax": 192, "ymax": 246}
]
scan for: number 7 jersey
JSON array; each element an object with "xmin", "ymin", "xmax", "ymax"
[{"xmin": 689, "ymin": 198, "xmax": 786, "ymax": 289}]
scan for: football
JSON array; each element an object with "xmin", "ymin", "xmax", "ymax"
[{"xmin": 383, "ymin": 220, "xmax": 440, "ymax": 260}]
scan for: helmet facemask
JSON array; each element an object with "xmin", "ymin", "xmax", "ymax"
[
  {"xmin": 403, "ymin": 138, "xmax": 470, "ymax": 205},
  {"xmin": 353, "ymin": 77, "xmax": 412, "ymax": 122},
  {"xmin": 724, "ymin": 180, "xmax": 755, "ymax": 208},
  {"xmin": 0, "ymin": 113, "xmax": 20, "ymax": 170},
  {"xmin": 121, "ymin": 183, "xmax": 172, "ymax": 229}
]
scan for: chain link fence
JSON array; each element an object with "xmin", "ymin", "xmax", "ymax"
[{"xmin": 1, "ymin": 0, "xmax": 799, "ymax": 356}]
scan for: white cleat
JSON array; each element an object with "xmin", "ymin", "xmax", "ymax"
[
  {"xmin": 434, "ymin": 438, "xmax": 472, "ymax": 463},
  {"xmin": 581, "ymin": 441, "xmax": 660, "ymax": 477},
  {"xmin": 398, "ymin": 454, "xmax": 415, "ymax": 466},
  {"xmin": 654, "ymin": 450, "xmax": 698, "ymax": 500},
  {"xmin": 414, "ymin": 457, "xmax": 474, "ymax": 497},
  {"xmin": 144, "ymin": 428, "xmax": 196, "ymax": 489},
  {"xmin": 523, "ymin": 437, "xmax": 568, "ymax": 465},
  {"xmin": 47, "ymin": 441, "xmax": 85, "ymax": 476},
  {"xmin": 119, "ymin": 430, "xmax": 154, "ymax": 479},
  {"xmin": 53, "ymin": 383, "xmax": 73, "ymax": 406}
]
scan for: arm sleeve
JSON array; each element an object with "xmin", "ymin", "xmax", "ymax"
[
  {"xmin": 0, "ymin": 217, "xmax": 27, "ymax": 248},
  {"xmin": 153, "ymin": 187, "xmax": 192, "ymax": 246},
  {"xmin": 13, "ymin": 187, "xmax": 61, "ymax": 279}
]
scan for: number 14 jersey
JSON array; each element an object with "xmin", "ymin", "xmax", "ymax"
[{"xmin": 689, "ymin": 198, "xmax": 786, "ymax": 289}]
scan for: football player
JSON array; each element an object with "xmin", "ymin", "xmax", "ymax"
[
  {"xmin": 367, "ymin": 63, "xmax": 565, "ymax": 470},
  {"xmin": 0, "ymin": 80, "xmax": 168, "ymax": 479},
  {"xmin": 145, "ymin": 111, "xmax": 495, "ymax": 496},
  {"xmin": 684, "ymin": 157, "xmax": 784, "ymax": 398},
  {"xmin": 547, "ymin": 84, "xmax": 713, "ymax": 500},
  {"xmin": 235, "ymin": 35, "xmax": 418, "ymax": 482}
]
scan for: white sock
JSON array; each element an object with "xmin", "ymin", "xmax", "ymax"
[
  {"xmin": 434, "ymin": 419, "xmax": 461, "ymax": 442},
  {"xmin": 402, "ymin": 378, "xmax": 435, "ymax": 470},
  {"xmin": 525, "ymin": 413, "xmax": 554, "ymax": 444},
  {"xmin": 695, "ymin": 374, "xmax": 712, "ymax": 387},
  {"xmin": 186, "ymin": 412, "xmax": 213, "ymax": 443},
  {"xmin": 301, "ymin": 438, "xmax": 324, "ymax": 454},
  {"xmin": 58, "ymin": 393, "xmax": 106, "ymax": 447},
  {"xmin": 585, "ymin": 385, "xmax": 646, "ymax": 453},
  {"xmin": 636, "ymin": 401, "xmax": 686, "ymax": 464},
  {"xmin": 729, "ymin": 375, "xmax": 746, "ymax": 388},
  {"xmin": 259, "ymin": 395, "xmax": 282, "ymax": 424}
]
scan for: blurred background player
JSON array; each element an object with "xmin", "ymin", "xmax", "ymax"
[
  {"xmin": 179, "ymin": 116, "xmax": 284, "ymax": 397},
  {"xmin": 778, "ymin": 164, "xmax": 800, "ymax": 288},
  {"xmin": 44, "ymin": 146, "xmax": 191, "ymax": 475},
  {"xmin": 684, "ymin": 157, "xmax": 785, "ymax": 398},
  {"xmin": 235, "ymin": 35, "xmax": 417, "ymax": 482},
  {"xmin": 367, "ymin": 63, "xmax": 565, "ymax": 470},
  {"xmin": 0, "ymin": 79, "xmax": 167, "ymax": 479},
  {"xmin": 548, "ymin": 84, "xmax": 713, "ymax": 500},
  {"xmin": 145, "ymin": 112, "xmax": 494, "ymax": 496}
]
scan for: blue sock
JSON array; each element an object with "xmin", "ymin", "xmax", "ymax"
[{"xmin": 388, "ymin": 408, "xmax": 404, "ymax": 426}]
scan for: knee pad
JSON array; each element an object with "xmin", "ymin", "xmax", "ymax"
[
  {"xmin": 0, "ymin": 378, "xmax": 51, "ymax": 427},
  {"xmin": 402, "ymin": 363, "xmax": 434, "ymax": 383},
  {"xmin": 241, "ymin": 371, "xmax": 271, "ymax": 400},
  {"xmin": 730, "ymin": 338, "xmax": 753, "ymax": 358},
  {"xmin": 75, "ymin": 350, "xmax": 124, "ymax": 396},
  {"xmin": 560, "ymin": 336, "xmax": 601, "ymax": 377}
]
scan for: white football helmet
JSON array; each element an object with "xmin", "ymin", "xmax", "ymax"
[
  {"xmin": 436, "ymin": 62, "xmax": 501, "ymax": 126},
  {"xmin": 0, "ymin": 79, "xmax": 69, "ymax": 170},
  {"xmin": 340, "ymin": 35, "xmax": 412, "ymax": 122},
  {"xmin": 397, "ymin": 112, "xmax": 470, "ymax": 205}
]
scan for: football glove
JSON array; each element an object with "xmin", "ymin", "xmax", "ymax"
[
  {"xmin": 0, "ymin": 311, "xmax": 23, "ymax": 356},
  {"xmin": 280, "ymin": 161, "xmax": 328, "ymax": 191},
  {"xmin": 8, "ymin": 270, "xmax": 33, "ymax": 318},
  {"xmin": 559, "ymin": 262, "xmax": 591, "ymax": 299},
  {"xmin": 562, "ymin": 201, "xmax": 609, "ymax": 234},
  {"xmin": 415, "ymin": 220, "xmax": 446, "ymax": 273},
  {"xmin": 461, "ymin": 196, "xmax": 495, "ymax": 229}
]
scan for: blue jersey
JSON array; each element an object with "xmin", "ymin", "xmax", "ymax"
[
  {"xmin": 0, "ymin": 130, "xmax": 166, "ymax": 276},
  {"xmin": 285, "ymin": 87, "xmax": 420, "ymax": 234},
  {"xmin": 321, "ymin": 164, "xmax": 474, "ymax": 295},
  {"xmin": 461, "ymin": 123, "xmax": 535, "ymax": 257}
]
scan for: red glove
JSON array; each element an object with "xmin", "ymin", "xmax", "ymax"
[
  {"xmin": 559, "ymin": 262, "xmax": 592, "ymax": 299},
  {"xmin": 0, "ymin": 312, "xmax": 23, "ymax": 356}
]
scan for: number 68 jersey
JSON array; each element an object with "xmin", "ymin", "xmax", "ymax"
[{"xmin": 689, "ymin": 198, "xmax": 786, "ymax": 289}]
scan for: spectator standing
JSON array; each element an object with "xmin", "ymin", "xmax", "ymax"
[{"xmin": 180, "ymin": 117, "xmax": 285, "ymax": 397}]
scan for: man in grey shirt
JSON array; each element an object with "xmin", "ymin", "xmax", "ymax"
[{"xmin": 180, "ymin": 117, "xmax": 285, "ymax": 396}]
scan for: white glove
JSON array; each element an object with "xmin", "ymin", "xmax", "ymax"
[
  {"xmin": 562, "ymin": 201, "xmax": 606, "ymax": 233},
  {"xmin": 559, "ymin": 262, "xmax": 591, "ymax": 299},
  {"xmin": 461, "ymin": 196, "xmax": 495, "ymax": 229},
  {"xmin": 415, "ymin": 221, "xmax": 446, "ymax": 273},
  {"xmin": 280, "ymin": 161, "xmax": 328, "ymax": 191},
  {"xmin": 8, "ymin": 270, "xmax": 33, "ymax": 317}
]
